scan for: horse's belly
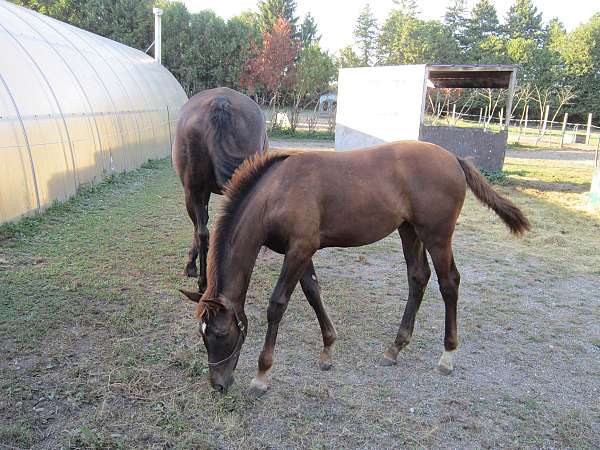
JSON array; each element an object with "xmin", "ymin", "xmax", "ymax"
[{"xmin": 319, "ymin": 214, "xmax": 402, "ymax": 248}]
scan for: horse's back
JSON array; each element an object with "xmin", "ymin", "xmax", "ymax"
[
  {"xmin": 262, "ymin": 142, "xmax": 467, "ymax": 247},
  {"xmin": 173, "ymin": 88, "xmax": 267, "ymax": 191}
]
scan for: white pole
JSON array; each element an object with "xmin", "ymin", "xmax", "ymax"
[
  {"xmin": 560, "ymin": 113, "xmax": 568, "ymax": 148},
  {"xmin": 586, "ymin": 113, "xmax": 593, "ymax": 145},
  {"xmin": 153, "ymin": 7, "xmax": 163, "ymax": 65},
  {"xmin": 542, "ymin": 105, "xmax": 549, "ymax": 133}
]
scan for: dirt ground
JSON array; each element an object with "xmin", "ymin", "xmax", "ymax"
[{"xmin": 1, "ymin": 144, "xmax": 599, "ymax": 449}]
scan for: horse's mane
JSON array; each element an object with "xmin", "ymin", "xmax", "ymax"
[{"xmin": 198, "ymin": 151, "xmax": 291, "ymax": 315}]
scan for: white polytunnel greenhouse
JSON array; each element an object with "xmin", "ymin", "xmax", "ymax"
[{"xmin": 0, "ymin": 0, "xmax": 188, "ymax": 224}]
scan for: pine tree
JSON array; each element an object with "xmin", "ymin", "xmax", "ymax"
[
  {"xmin": 505, "ymin": 0, "xmax": 543, "ymax": 45},
  {"xmin": 444, "ymin": 0, "xmax": 468, "ymax": 48},
  {"xmin": 463, "ymin": 0, "xmax": 500, "ymax": 61},
  {"xmin": 257, "ymin": 0, "xmax": 298, "ymax": 34},
  {"xmin": 353, "ymin": 4, "xmax": 379, "ymax": 66},
  {"xmin": 392, "ymin": 0, "xmax": 419, "ymax": 18},
  {"xmin": 300, "ymin": 12, "xmax": 320, "ymax": 48}
]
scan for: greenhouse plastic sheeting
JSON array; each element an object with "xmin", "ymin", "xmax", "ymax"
[{"xmin": 0, "ymin": 0, "xmax": 188, "ymax": 223}]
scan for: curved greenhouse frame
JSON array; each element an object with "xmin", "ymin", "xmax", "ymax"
[{"xmin": 0, "ymin": 1, "xmax": 188, "ymax": 223}]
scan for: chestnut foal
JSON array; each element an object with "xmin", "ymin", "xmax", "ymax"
[
  {"xmin": 173, "ymin": 87, "xmax": 268, "ymax": 292},
  {"xmin": 180, "ymin": 141, "xmax": 530, "ymax": 397}
]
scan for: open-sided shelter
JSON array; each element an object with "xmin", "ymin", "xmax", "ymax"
[{"xmin": 335, "ymin": 64, "xmax": 517, "ymax": 171}]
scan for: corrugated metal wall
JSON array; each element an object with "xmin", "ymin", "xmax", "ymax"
[{"xmin": 0, "ymin": 1, "xmax": 188, "ymax": 224}]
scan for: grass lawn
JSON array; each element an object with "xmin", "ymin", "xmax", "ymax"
[{"xmin": 1, "ymin": 155, "xmax": 599, "ymax": 449}]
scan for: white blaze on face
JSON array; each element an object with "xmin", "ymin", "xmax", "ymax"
[
  {"xmin": 201, "ymin": 321, "xmax": 207, "ymax": 334},
  {"xmin": 311, "ymin": 274, "xmax": 317, "ymax": 281}
]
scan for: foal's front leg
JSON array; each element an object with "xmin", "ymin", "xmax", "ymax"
[{"xmin": 249, "ymin": 248, "xmax": 312, "ymax": 398}]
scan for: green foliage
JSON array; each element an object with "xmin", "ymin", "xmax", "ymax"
[
  {"xmin": 300, "ymin": 12, "xmax": 320, "ymax": 47},
  {"xmin": 268, "ymin": 128, "xmax": 333, "ymax": 140},
  {"xmin": 444, "ymin": 0, "xmax": 468, "ymax": 46},
  {"xmin": 353, "ymin": 4, "xmax": 378, "ymax": 66},
  {"xmin": 480, "ymin": 169, "xmax": 509, "ymax": 185},
  {"xmin": 379, "ymin": 12, "xmax": 459, "ymax": 65},
  {"xmin": 463, "ymin": 0, "xmax": 500, "ymax": 61},
  {"xmin": 336, "ymin": 45, "xmax": 363, "ymax": 68},
  {"xmin": 257, "ymin": 0, "xmax": 298, "ymax": 34},
  {"xmin": 504, "ymin": 0, "xmax": 544, "ymax": 44}
]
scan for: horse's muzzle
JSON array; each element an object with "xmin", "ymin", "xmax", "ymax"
[{"xmin": 211, "ymin": 375, "xmax": 234, "ymax": 394}]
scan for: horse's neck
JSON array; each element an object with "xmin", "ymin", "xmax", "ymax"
[{"xmin": 219, "ymin": 211, "xmax": 264, "ymax": 309}]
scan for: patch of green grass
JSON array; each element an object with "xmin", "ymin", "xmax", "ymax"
[
  {"xmin": 268, "ymin": 128, "xmax": 334, "ymax": 141},
  {"xmin": 504, "ymin": 157, "xmax": 594, "ymax": 188},
  {"xmin": 480, "ymin": 170, "xmax": 509, "ymax": 185},
  {"xmin": 65, "ymin": 426, "xmax": 125, "ymax": 450}
]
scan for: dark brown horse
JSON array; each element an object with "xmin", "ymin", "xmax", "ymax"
[
  {"xmin": 180, "ymin": 141, "xmax": 530, "ymax": 396},
  {"xmin": 173, "ymin": 87, "xmax": 268, "ymax": 291}
]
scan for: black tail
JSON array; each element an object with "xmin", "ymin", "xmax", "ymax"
[
  {"xmin": 209, "ymin": 97, "xmax": 239, "ymax": 186},
  {"xmin": 210, "ymin": 96, "xmax": 232, "ymax": 142},
  {"xmin": 457, "ymin": 158, "xmax": 531, "ymax": 235}
]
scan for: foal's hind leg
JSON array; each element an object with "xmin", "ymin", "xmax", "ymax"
[
  {"xmin": 300, "ymin": 260, "xmax": 337, "ymax": 371},
  {"xmin": 382, "ymin": 222, "xmax": 431, "ymax": 366},
  {"xmin": 427, "ymin": 241, "xmax": 460, "ymax": 375},
  {"xmin": 184, "ymin": 193, "xmax": 199, "ymax": 278},
  {"xmin": 184, "ymin": 190, "xmax": 210, "ymax": 293}
]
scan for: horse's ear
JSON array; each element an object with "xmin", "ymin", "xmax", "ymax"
[{"xmin": 178, "ymin": 289, "xmax": 202, "ymax": 303}]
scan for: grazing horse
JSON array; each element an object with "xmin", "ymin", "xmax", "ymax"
[
  {"xmin": 180, "ymin": 141, "xmax": 530, "ymax": 396},
  {"xmin": 173, "ymin": 87, "xmax": 268, "ymax": 292}
]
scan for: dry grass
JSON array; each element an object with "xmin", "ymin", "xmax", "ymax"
[{"xmin": 1, "ymin": 155, "xmax": 599, "ymax": 449}]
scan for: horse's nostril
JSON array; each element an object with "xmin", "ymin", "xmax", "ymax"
[{"xmin": 214, "ymin": 383, "xmax": 226, "ymax": 394}]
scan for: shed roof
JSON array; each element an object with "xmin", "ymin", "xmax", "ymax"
[{"xmin": 426, "ymin": 65, "xmax": 516, "ymax": 89}]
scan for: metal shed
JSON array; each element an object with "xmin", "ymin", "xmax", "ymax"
[
  {"xmin": 0, "ymin": 1, "xmax": 188, "ymax": 224},
  {"xmin": 335, "ymin": 64, "xmax": 516, "ymax": 171}
]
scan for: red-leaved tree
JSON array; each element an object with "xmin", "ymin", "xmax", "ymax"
[{"xmin": 240, "ymin": 17, "xmax": 299, "ymax": 123}]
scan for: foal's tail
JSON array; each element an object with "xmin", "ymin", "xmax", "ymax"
[{"xmin": 457, "ymin": 158, "xmax": 531, "ymax": 235}]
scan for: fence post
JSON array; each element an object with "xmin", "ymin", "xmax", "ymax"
[
  {"xmin": 483, "ymin": 106, "xmax": 488, "ymax": 131},
  {"xmin": 542, "ymin": 105, "xmax": 549, "ymax": 133},
  {"xmin": 586, "ymin": 113, "xmax": 593, "ymax": 144},
  {"xmin": 452, "ymin": 104, "xmax": 456, "ymax": 123},
  {"xmin": 596, "ymin": 136, "xmax": 599, "ymax": 168},
  {"xmin": 560, "ymin": 113, "xmax": 568, "ymax": 148},
  {"xmin": 479, "ymin": 108, "xmax": 483, "ymax": 124},
  {"xmin": 499, "ymin": 108, "xmax": 504, "ymax": 129},
  {"xmin": 524, "ymin": 105, "xmax": 529, "ymax": 130}
]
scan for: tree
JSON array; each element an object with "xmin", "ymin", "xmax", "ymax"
[
  {"xmin": 463, "ymin": 0, "xmax": 501, "ymax": 62},
  {"xmin": 300, "ymin": 13, "xmax": 320, "ymax": 48},
  {"xmin": 287, "ymin": 45, "xmax": 336, "ymax": 131},
  {"xmin": 240, "ymin": 17, "xmax": 299, "ymax": 114},
  {"xmin": 556, "ymin": 14, "xmax": 600, "ymax": 118},
  {"xmin": 504, "ymin": 0, "xmax": 543, "ymax": 45},
  {"xmin": 257, "ymin": 0, "xmax": 298, "ymax": 34},
  {"xmin": 444, "ymin": 0, "xmax": 468, "ymax": 50},
  {"xmin": 336, "ymin": 45, "xmax": 363, "ymax": 68},
  {"xmin": 378, "ymin": 11, "xmax": 459, "ymax": 65},
  {"xmin": 392, "ymin": 0, "xmax": 419, "ymax": 18},
  {"xmin": 353, "ymin": 4, "xmax": 378, "ymax": 66}
]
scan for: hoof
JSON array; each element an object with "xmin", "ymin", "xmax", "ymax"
[
  {"xmin": 184, "ymin": 264, "xmax": 198, "ymax": 278},
  {"xmin": 437, "ymin": 363, "xmax": 453, "ymax": 375},
  {"xmin": 319, "ymin": 360, "xmax": 333, "ymax": 371},
  {"xmin": 247, "ymin": 378, "xmax": 268, "ymax": 399},
  {"xmin": 437, "ymin": 351, "xmax": 454, "ymax": 375},
  {"xmin": 380, "ymin": 354, "xmax": 397, "ymax": 366}
]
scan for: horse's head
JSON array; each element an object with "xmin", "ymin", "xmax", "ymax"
[{"xmin": 180, "ymin": 290, "xmax": 247, "ymax": 394}]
